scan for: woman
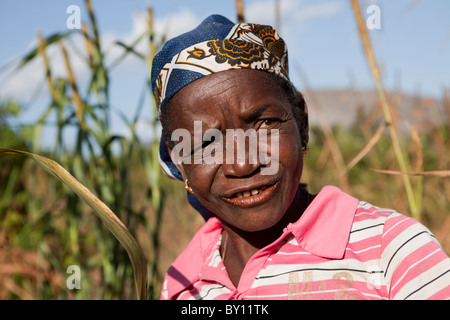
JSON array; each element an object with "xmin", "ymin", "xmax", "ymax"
[{"xmin": 151, "ymin": 15, "xmax": 450, "ymax": 300}]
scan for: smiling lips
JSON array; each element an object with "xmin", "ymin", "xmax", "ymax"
[
  {"xmin": 235, "ymin": 186, "xmax": 267, "ymax": 198},
  {"xmin": 223, "ymin": 181, "xmax": 279, "ymax": 208}
]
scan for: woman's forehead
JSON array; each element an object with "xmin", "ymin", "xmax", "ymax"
[
  {"xmin": 173, "ymin": 70, "xmax": 281, "ymax": 104},
  {"xmin": 170, "ymin": 70, "xmax": 288, "ymax": 120}
]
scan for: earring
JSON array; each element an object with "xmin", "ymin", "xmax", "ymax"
[
  {"xmin": 302, "ymin": 145, "xmax": 309, "ymax": 157},
  {"xmin": 184, "ymin": 179, "xmax": 194, "ymax": 194}
]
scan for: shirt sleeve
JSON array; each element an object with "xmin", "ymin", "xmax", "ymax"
[{"xmin": 381, "ymin": 212, "xmax": 450, "ymax": 299}]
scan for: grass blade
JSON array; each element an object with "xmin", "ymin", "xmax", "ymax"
[
  {"xmin": 235, "ymin": 0, "xmax": 245, "ymax": 22},
  {"xmin": 371, "ymin": 168, "xmax": 450, "ymax": 177},
  {"xmin": 0, "ymin": 148, "xmax": 148, "ymax": 300},
  {"xmin": 18, "ymin": 32, "xmax": 75, "ymax": 71},
  {"xmin": 59, "ymin": 40, "xmax": 86, "ymax": 129},
  {"xmin": 346, "ymin": 122, "xmax": 386, "ymax": 172},
  {"xmin": 350, "ymin": 0, "xmax": 420, "ymax": 220}
]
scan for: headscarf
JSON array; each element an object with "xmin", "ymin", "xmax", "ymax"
[{"xmin": 151, "ymin": 14, "xmax": 289, "ymax": 220}]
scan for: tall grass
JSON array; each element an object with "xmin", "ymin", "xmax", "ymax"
[
  {"xmin": 0, "ymin": 0, "xmax": 448, "ymax": 300},
  {"xmin": 351, "ymin": 0, "xmax": 421, "ymax": 220},
  {"xmin": 349, "ymin": 0, "xmax": 450, "ymax": 221},
  {"xmin": 0, "ymin": 0, "xmax": 164, "ymax": 299}
]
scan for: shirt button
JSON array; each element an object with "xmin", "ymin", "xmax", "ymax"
[{"xmin": 283, "ymin": 223, "xmax": 292, "ymax": 233}]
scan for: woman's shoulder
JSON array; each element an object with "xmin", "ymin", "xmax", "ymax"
[
  {"xmin": 351, "ymin": 200, "xmax": 434, "ymax": 240},
  {"xmin": 160, "ymin": 217, "xmax": 222, "ymax": 299}
]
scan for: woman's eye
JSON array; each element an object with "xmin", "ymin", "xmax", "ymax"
[
  {"xmin": 259, "ymin": 119, "xmax": 279, "ymax": 129},
  {"xmin": 190, "ymin": 135, "xmax": 217, "ymax": 155}
]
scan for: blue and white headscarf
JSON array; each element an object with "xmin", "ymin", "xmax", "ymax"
[{"xmin": 151, "ymin": 14, "xmax": 289, "ymax": 219}]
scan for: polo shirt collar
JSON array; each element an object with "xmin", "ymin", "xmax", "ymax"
[
  {"xmin": 288, "ymin": 185, "xmax": 359, "ymax": 259},
  {"xmin": 165, "ymin": 186, "xmax": 358, "ymax": 298}
]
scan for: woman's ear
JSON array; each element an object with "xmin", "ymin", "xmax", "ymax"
[
  {"xmin": 300, "ymin": 102, "xmax": 309, "ymax": 148},
  {"xmin": 293, "ymin": 92, "xmax": 309, "ymax": 148}
]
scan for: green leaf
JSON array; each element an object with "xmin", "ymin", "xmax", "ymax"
[
  {"xmin": 0, "ymin": 148, "xmax": 148, "ymax": 300},
  {"xmin": 18, "ymin": 31, "xmax": 76, "ymax": 70}
]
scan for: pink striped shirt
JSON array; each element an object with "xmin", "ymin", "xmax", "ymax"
[{"xmin": 160, "ymin": 186, "xmax": 450, "ymax": 300}]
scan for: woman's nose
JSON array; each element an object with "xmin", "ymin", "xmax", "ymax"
[
  {"xmin": 221, "ymin": 159, "xmax": 261, "ymax": 178},
  {"xmin": 220, "ymin": 135, "xmax": 262, "ymax": 177}
]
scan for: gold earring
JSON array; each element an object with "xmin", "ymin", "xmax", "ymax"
[
  {"xmin": 184, "ymin": 179, "xmax": 194, "ymax": 194},
  {"xmin": 302, "ymin": 145, "xmax": 309, "ymax": 157}
]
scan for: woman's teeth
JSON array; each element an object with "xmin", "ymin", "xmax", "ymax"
[{"xmin": 235, "ymin": 187, "xmax": 266, "ymax": 198}]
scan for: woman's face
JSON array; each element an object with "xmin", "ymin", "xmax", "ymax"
[{"xmin": 167, "ymin": 69, "xmax": 306, "ymax": 232}]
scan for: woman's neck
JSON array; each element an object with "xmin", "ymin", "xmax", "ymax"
[{"xmin": 220, "ymin": 186, "xmax": 311, "ymax": 287}]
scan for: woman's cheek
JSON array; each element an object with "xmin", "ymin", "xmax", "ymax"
[
  {"xmin": 268, "ymin": 129, "xmax": 302, "ymax": 172},
  {"xmin": 186, "ymin": 163, "xmax": 218, "ymax": 196}
]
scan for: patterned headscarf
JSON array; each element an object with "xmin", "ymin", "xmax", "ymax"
[{"xmin": 151, "ymin": 14, "xmax": 289, "ymax": 219}]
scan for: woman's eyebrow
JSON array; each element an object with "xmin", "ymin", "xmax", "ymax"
[{"xmin": 242, "ymin": 104, "xmax": 283, "ymax": 121}]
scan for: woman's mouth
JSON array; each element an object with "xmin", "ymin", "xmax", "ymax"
[{"xmin": 222, "ymin": 180, "xmax": 279, "ymax": 208}]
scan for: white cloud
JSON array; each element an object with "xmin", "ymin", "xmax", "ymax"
[
  {"xmin": 0, "ymin": 33, "xmax": 89, "ymax": 103},
  {"xmin": 0, "ymin": 7, "xmax": 201, "ymax": 102},
  {"xmin": 154, "ymin": 7, "xmax": 200, "ymax": 41},
  {"xmin": 0, "ymin": 60, "xmax": 43, "ymax": 101},
  {"xmin": 1, "ymin": 2, "xmax": 342, "ymax": 108},
  {"xmin": 104, "ymin": 7, "xmax": 201, "ymax": 73},
  {"xmin": 0, "ymin": 1, "xmax": 343, "ymax": 104}
]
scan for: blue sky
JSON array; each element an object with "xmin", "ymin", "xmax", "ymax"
[{"xmin": 1, "ymin": 0, "xmax": 449, "ymax": 147}]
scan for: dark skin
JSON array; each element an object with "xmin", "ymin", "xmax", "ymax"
[{"xmin": 166, "ymin": 69, "xmax": 310, "ymax": 287}]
